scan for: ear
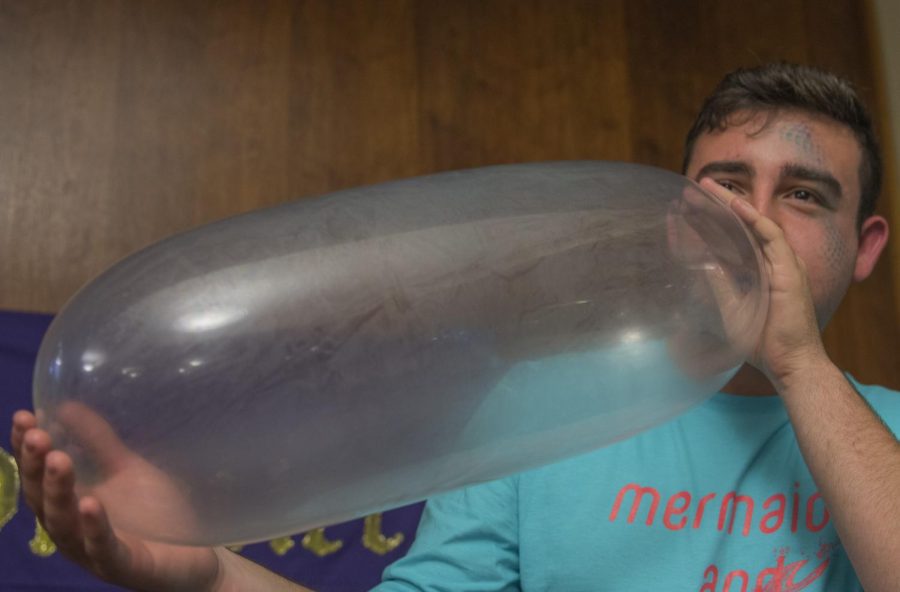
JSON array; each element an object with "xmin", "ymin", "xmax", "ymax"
[{"xmin": 853, "ymin": 214, "xmax": 890, "ymax": 282}]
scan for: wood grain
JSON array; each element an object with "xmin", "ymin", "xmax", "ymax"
[{"xmin": 1, "ymin": 0, "xmax": 897, "ymax": 387}]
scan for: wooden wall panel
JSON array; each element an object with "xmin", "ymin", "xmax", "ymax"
[
  {"xmin": 1, "ymin": 0, "xmax": 897, "ymax": 387},
  {"xmin": 0, "ymin": 1, "xmax": 125, "ymax": 312},
  {"xmin": 286, "ymin": 1, "xmax": 421, "ymax": 192},
  {"xmin": 867, "ymin": 0, "xmax": 900, "ymax": 337},
  {"xmin": 805, "ymin": 0, "xmax": 900, "ymax": 388},
  {"xmin": 415, "ymin": 0, "xmax": 630, "ymax": 168}
]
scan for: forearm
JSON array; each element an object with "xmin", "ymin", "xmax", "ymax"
[
  {"xmin": 211, "ymin": 548, "xmax": 315, "ymax": 592},
  {"xmin": 777, "ymin": 357, "xmax": 900, "ymax": 592}
]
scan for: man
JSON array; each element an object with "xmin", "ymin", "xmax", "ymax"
[{"xmin": 11, "ymin": 63, "xmax": 900, "ymax": 590}]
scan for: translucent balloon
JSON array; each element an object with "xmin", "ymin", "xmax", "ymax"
[{"xmin": 33, "ymin": 161, "xmax": 767, "ymax": 545}]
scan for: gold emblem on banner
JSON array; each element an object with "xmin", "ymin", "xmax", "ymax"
[
  {"xmin": 363, "ymin": 513, "xmax": 404, "ymax": 555},
  {"xmin": 0, "ymin": 447, "xmax": 407, "ymax": 561},
  {"xmin": 29, "ymin": 519, "xmax": 57, "ymax": 557},
  {"xmin": 0, "ymin": 447, "xmax": 19, "ymax": 530},
  {"xmin": 269, "ymin": 536, "xmax": 296, "ymax": 556},
  {"xmin": 301, "ymin": 527, "xmax": 344, "ymax": 557}
]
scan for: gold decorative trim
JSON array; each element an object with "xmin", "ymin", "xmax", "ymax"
[
  {"xmin": 0, "ymin": 449, "xmax": 409, "ymax": 561},
  {"xmin": 29, "ymin": 520, "xmax": 57, "ymax": 557},
  {"xmin": 301, "ymin": 527, "xmax": 344, "ymax": 557},
  {"xmin": 362, "ymin": 513, "xmax": 404, "ymax": 555},
  {"xmin": 0, "ymin": 448, "xmax": 19, "ymax": 530},
  {"xmin": 268, "ymin": 536, "xmax": 296, "ymax": 556}
]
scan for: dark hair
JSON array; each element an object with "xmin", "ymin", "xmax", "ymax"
[{"xmin": 682, "ymin": 63, "xmax": 882, "ymax": 225}]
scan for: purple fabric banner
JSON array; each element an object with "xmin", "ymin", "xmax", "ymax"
[{"xmin": 0, "ymin": 310, "xmax": 423, "ymax": 591}]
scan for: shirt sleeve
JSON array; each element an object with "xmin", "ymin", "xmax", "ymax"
[
  {"xmin": 372, "ymin": 476, "xmax": 521, "ymax": 592},
  {"xmin": 853, "ymin": 377, "xmax": 900, "ymax": 435}
]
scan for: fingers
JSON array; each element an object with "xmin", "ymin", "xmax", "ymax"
[
  {"xmin": 673, "ymin": 180, "xmax": 747, "ymax": 269},
  {"xmin": 79, "ymin": 496, "xmax": 129, "ymax": 581},
  {"xmin": 696, "ymin": 177, "xmax": 737, "ymax": 206},
  {"xmin": 19, "ymin": 428, "xmax": 53, "ymax": 523},
  {"xmin": 11, "ymin": 412, "xmax": 130, "ymax": 578},
  {"xmin": 13, "ymin": 413, "xmax": 91, "ymax": 562},
  {"xmin": 729, "ymin": 198, "xmax": 807, "ymax": 285},
  {"xmin": 697, "ymin": 178, "xmax": 782, "ymax": 251},
  {"xmin": 80, "ymin": 496, "xmax": 114, "ymax": 550},
  {"xmin": 18, "ymin": 425, "xmax": 88, "ymax": 561},
  {"xmin": 11, "ymin": 410, "xmax": 37, "ymax": 458},
  {"xmin": 42, "ymin": 450, "xmax": 87, "ymax": 560},
  {"xmin": 697, "ymin": 178, "xmax": 800, "ymax": 273}
]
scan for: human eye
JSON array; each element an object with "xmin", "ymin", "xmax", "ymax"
[
  {"xmin": 788, "ymin": 188, "xmax": 822, "ymax": 204},
  {"xmin": 714, "ymin": 179, "xmax": 740, "ymax": 192}
]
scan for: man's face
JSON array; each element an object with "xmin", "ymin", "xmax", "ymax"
[{"xmin": 685, "ymin": 110, "xmax": 879, "ymax": 327}]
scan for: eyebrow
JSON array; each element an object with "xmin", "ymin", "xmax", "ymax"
[
  {"xmin": 780, "ymin": 163, "xmax": 843, "ymax": 199},
  {"xmin": 695, "ymin": 161, "xmax": 754, "ymax": 179}
]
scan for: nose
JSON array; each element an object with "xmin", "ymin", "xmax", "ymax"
[{"xmin": 745, "ymin": 189, "xmax": 773, "ymax": 218}]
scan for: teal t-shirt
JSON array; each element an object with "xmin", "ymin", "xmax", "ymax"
[{"xmin": 375, "ymin": 379, "xmax": 900, "ymax": 591}]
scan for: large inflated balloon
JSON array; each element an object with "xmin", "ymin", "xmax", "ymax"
[{"xmin": 34, "ymin": 161, "xmax": 767, "ymax": 545}]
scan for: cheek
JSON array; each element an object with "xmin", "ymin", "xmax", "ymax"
[
  {"xmin": 823, "ymin": 221, "xmax": 852, "ymax": 274},
  {"xmin": 785, "ymin": 221, "xmax": 853, "ymax": 287}
]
